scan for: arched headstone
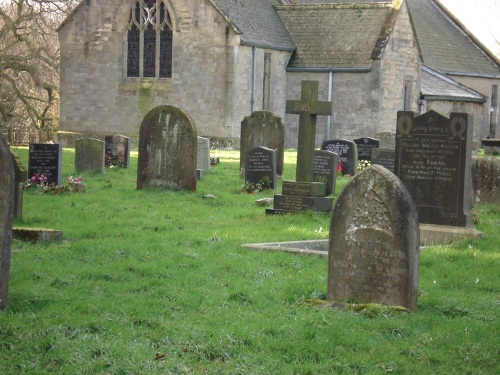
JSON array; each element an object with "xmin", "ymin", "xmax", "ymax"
[{"xmin": 137, "ymin": 105, "xmax": 197, "ymax": 191}]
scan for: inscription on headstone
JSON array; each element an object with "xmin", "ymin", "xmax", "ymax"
[
  {"xmin": 321, "ymin": 139, "xmax": 358, "ymax": 176},
  {"xmin": 240, "ymin": 111, "xmax": 285, "ymax": 177},
  {"xmin": 75, "ymin": 138, "xmax": 105, "ymax": 174},
  {"xmin": 0, "ymin": 133, "xmax": 15, "ymax": 310},
  {"xmin": 105, "ymin": 134, "xmax": 131, "ymax": 168},
  {"xmin": 354, "ymin": 137, "xmax": 380, "ymax": 161},
  {"xmin": 28, "ymin": 144, "xmax": 62, "ymax": 185},
  {"xmin": 245, "ymin": 147, "xmax": 277, "ymax": 190},
  {"xmin": 395, "ymin": 111, "xmax": 473, "ymax": 227},
  {"xmin": 137, "ymin": 105, "xmax": 197, "ymax": 191},
  {"xmin": 328, "ymin": 165, "xmax": 419, "ymax": 310},
  {"xmin": 314, "ymin": 150, "xmax": 338, "ymax": 196},
  {"xmin": 372, "ymin": 149, "xmax": 395, "ymax": 172}
]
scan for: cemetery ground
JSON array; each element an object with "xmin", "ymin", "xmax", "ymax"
[{"xmin": 1, "ymin": 148, "xmax": 499, "ymax": 375}]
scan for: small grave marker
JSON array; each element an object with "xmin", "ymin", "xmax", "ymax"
[
  {"xmin": 28, "ymin": 143, "xmax": 62, "ymax": 185},
  {"xmin": 137, "ymin": 105, "xmax": 197, "ymax": 191},
  {"xmin": 321, "ymin": 139, "xmax": 358, "ymax": 176},
  {"xmin": 75, "ymin": 138, "xmax": 105, "ymax": 174},
  {"xmin": 328, "ymin": 165, "xmax": 420, "ymax": 310},
  {"xmin": 105, "ymin": 134, "xmax": 131, "ymax": 168},
  {"xmin": 197, "ymin": 136, "xmax": 211, "ymax": 171}
]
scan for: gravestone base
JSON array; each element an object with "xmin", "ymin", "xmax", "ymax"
[
  {"xmin": 13, "ymin": 228, "xmax": 63, "ymax": 243},
  {"xmin": 282, "ymin": 181, "xmax": 326, "ymax": 197},
  {"xmin": 419, "ymin": 224, "xmax": 483, "ymax": 246},
  {"xmin": 266, "ymin": 194, "xmax": 333, "ymax": 214}
]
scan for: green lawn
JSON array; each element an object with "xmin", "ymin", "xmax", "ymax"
[{"xmin": 1, "ymin": 147, "xmax": 498, "ymax": 374}]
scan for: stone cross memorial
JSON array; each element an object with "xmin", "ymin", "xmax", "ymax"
[
  {"xmin": 266, "ymin": 81, "xmax": 333, "ymax": 213},
  {"xmin": 321, "ymin": 139, "xmax": 358, "ymax": 176},
  {"xmin": 240, "ymin": 111, "xmax": 284, "ymax": 177},
  {"xmin": 0, "ymin": 133, "xmax": 15, "ymax": 310},
  {"xmin": 328, "ymin": 165, "xmax": 420, "ymax": 310},
  {"xmin": 245, "ymin": 146, "xmax": 277, "ymax": 190},
  {"xmin": 137, "ymin": 105, "xmax": 197, "ymax": 191},
  {"xmin": 75, "ymin": 138, "xmax": 106, "ymax": 174},
  {"xmin": 28, "ymin": 143, "xmax": 62, "ymax": 185},
  {"xmin": 395, "ymin": 111, "xmax": 473, "ymax": 227},
  {"xmin": 105, "ymin": 134, "xmax": 131, "ymax": 168}
]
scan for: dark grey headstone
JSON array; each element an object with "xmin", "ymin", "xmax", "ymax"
[
  {"xmin": 395, "ymin": 111, "xmax": 473, "ymax": 227},
  {"xmin": 245, "ymin": 146, "xmax": 277, "ymax": 190},
  {"xmin": 314, "ymin": 150, "xmax": 338, "ymax": 196},
  {"xmin": 372, "ymin": 149, "xmax": 395, "ymax": 173},
  {"xmin": 105, "ymin": 134, "xmax": 131, "ymax": 168},
  {"xmin": 75, "ymin": 138, "xmax": 105, "ymax": 174},
  {"xmin": 0, "ymin": 134, "xmax": 15, "ymax": 310},
  {"xmin": 354, "ymin": 137, "xmax": 380, "ymax": 161},
  {"xmin": 240, "ymin": 111, "xmax": 284, "ymax": 177},
  {"xmin": 328, "ymin": 165, "xmax": 420, "ymax": 310},
  {"xmin": 197, "ymin": 137, "xmax": 211, "ymax": 171},
  {"xmin": 137, "ymin": 105, "xmax": 197, "ymax": 191},
  {"xmin": 28, "ymin": 143, "xmax": 62, "ymax": 185},
  {"xmin": 321, "ymin": 139, "xmax": 358, "ymax": 176}
]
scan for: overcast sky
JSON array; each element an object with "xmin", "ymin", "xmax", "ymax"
[{"xmin": 438, "ymin": 0, "xmax": 500, "ymax": 57}]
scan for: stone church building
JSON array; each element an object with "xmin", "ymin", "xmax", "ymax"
[{"xmin": 57, "ymin": 0, "xmax": 500, "ymax": 148}]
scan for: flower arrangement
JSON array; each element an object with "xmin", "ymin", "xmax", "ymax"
[
  {"xmin": 241, "ymin": 175, "xmax": 273, "ymax": 194},
  {"xmin": 357, "ymin": 160, "xmax": 372, "ymax": 171},
  {"xmin": 24, "ymin": 174, "xmax": 70, "ymax": 195},
  {"xmin": 66, "ymin": 176, "xmax": 84, "ymax": 185},
  {"xmin": 25, "ymin": 173, "xmax": 48, "ymax": 189}
]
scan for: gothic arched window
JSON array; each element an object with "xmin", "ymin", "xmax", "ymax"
[{"xmin": 127, "ymin": 0, "xmax": 173, "ymax": 78}]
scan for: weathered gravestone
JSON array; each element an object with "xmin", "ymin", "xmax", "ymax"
[
  {"xmin": 328, "ymin": 164, "xmax": 420, "ymax": 310},
  {"xmin": 321, "ymin": 139, "xmax": 358, "ymax": 176},
  {"xmin": 105, "ymin": 134, "xmax": 131, "ymax": 168},
  {"xmin": 372, "ymin": 132, "xmax": 395, "ymax": 172},
  {"xmin": 266, "ymin": 81, "xmax": 333, "ymax": 213},
  {"xmin": 354, "ymin": 137, "xmax": 380, "ymax": 162},
  {"xmin": 314, "ymin": 150, "xmax": 338, "ymax": 196},
  {"xmin": 240, "ymin": 111, "xmax": 284, "ymax": 177},
  {"xmin": 28, "ymin": 143, "xmax": 62, "ymax": 185},
  {"xmin": 10, "ymin": 150, "xmax": 27, "ymax": 219},
  {"xmin": 75, "ymin": 138, "xmax": 105, "ymax": 174},
  {"xmin": 395, "ymin": 111, "xmax": 473, "ymax": 227},
  {"xmin": 137, "ymin": 105, "xmax": 197, "ymax": 191},
  {"xmin": 0, "ymin": 133, "xmax": 15, "ymax": 310},
  {"xmin": 245, "ymin": 146, "xmax": 277, "ymax": 190},
  {"xmin": 197, "ymin": 136, "xmax": 211, "ymax": 171}
]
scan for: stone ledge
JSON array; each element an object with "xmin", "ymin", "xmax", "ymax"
[
  {"xmin": 13, "ymin": 228, "xmax": 63, "ymax": 243},
  {"xmin": 419, "ymin": 224, "xmax": 483, "ymax": 246}
]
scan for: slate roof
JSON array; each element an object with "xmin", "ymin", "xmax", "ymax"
[
  {"xmin": 210, "ymin": 0, "xmax": 295, "ymax": 50},
  {"xmin": 421, "ymin": 65, "xmax": 486, "ymax": 102},
  {"xmin": 275, "ymin": 3, "xmax": 397, "ymax": 70},
  {"xmin": 406, "ymin": 0, "xmax": 500, "ymax": 77}
]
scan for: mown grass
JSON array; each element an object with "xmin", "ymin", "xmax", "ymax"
[{"xmin": 1, "ymin": 147, "xmax": 498, "ymax": 374}]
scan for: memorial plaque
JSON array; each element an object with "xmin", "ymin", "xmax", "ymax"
[
  {"xmin": 28, "ymin": 144, "xmax": 62, "ymax": 185},
  {"xmin": 245, "ymin": 146, "xmax": 277, "ymax": 190},
  {"xmin": 75, "ymin": 138, "xmax": 105, "ymax": 174},
  {"xmin": 314, "ymin": 150, "xmax": 338, "ymax": 196},
  {"xmin": 321, "ymin": 139, "xmax": 358, "ymax": 176},
  {"xmin": 105, "ymin": 134, "xmax": 131, "ymax": 168},
  {"xmin": 354, "ymin": 137, "xmax": 380, "ymax": 161},
  {"xmin": 372, "ymin": 149, "xmax": 395, "ymax": 172},
  {"xmin": 395, "ymin": 111, "xmax": 473, "ymax": 227},
  {"xmin": 328, "ymin": 165, "xmax": 419, "ymax": 310}
]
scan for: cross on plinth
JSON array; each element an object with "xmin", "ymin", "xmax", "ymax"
[{"xmin": 286, "ymin": 81, "xmax": 332, "ymax": 182}]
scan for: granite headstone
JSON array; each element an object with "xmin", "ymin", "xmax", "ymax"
[
  {"xmin": 321, "ymin": 139, "xmax": 358, "ymax": 176},
  {"xmin": 245, "ymin": 146, "xmax": 277, "ymax": 190},
  {"xmin": 354, "ymin": 137, "xmax": 380, "ymax": 162},
  {"xmin": 105, "ymin": 134, "xmax": 131, "ymax": 168},
  {"xmin": 328, "ymin": 165, "xmax": 420, "ymax": 310},
  {"xmin": 28, "ymin": 143, "xmax": 62, "ymax": 185},
  {"xmin": 313, "ymin": 150, "xmax": 338, "ymax": 196}
]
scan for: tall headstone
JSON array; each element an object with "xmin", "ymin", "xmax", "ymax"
[
  {"xmin": 240, "ymin": 111, "xmax": 285, "ymax": 177},
  {"xmin": 10, "ymin": 150, "xmax": 27, "ymax": 219},
  {"xmin": 197, "ymin": 136, "xmax": 211, "ymax": 171},
  {"xmin": 372, "ymin": 132, "xmax": 396, "ymax": 172},
  {"xmin": 267, "ymin": 81, "xmax": 333, "ymax": 214},
  {"xmin": 321, "ymin": 139, "xmax": 358, "ymax": 176},
  {"xmin": 0, "ymin": 134, "xmax": 15, "ymax": 310},
  {"xmin": 75, "ymin": 138, "xmax": 105, "ymax": 174},
  {"xmin": 395, "ymin": 111, "xmax": 473, "ymax": 227},
  {"xmin": 245, "ymin": 146, "xmax": 277, "ymax": 190},
  {"xmin": 105, "ymin": 134, "xmax": 131, "ymax": 168},
  {"xmin": 28, "ymin": 143, "xmax": 62, "ymax": 185},
  {"xmin": 328, "ymin": 165, "xmax": 419, "ymax": 310},
  {"xmin": 137, "ymin": 105, "xmax": 197, "ymax": 191},
  {"xmin": 313, "ymin": 150, "xmax": 338, "ymax": 196},
  {"xmin": 353, "ymin": 137, "xmax": 380, "ymax": 162}
]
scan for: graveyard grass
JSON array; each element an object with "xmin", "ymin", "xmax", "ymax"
[{"xmin": 1, "ymin": 148, "xmax": 499, "ymax": 375}]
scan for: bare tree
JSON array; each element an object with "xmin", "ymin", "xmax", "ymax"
[{"xmin": 0, "ymin": 0, "xmax": 77, "ymax": 143}]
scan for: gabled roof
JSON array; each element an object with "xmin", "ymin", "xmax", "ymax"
[
  {"xmin": 421, "ymin": 65, "xmax": 487, "ymax": 102},
  {"xmin": 276, "ymin": 2, "xmax": 399, "ymax": 70},
  {"xmin": 210, "ymin": 0, "xmax": 295, "ymax": 51},
  {"xmin": 406, "ymin": 0, "xmax": 500, "ymax": 77}
]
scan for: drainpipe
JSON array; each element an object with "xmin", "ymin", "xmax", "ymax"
[
  {"xmin": 251, "ymin": 46, "xmax": 256, "ymax": 113},
  {"xmin": 327, "ymin": 71, "xmax": 333, "ymax": 140}
]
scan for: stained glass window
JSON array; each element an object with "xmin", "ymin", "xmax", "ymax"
[{"xmin": 127, "ymin": 0, "xmax": 173, "ymax": 79}]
